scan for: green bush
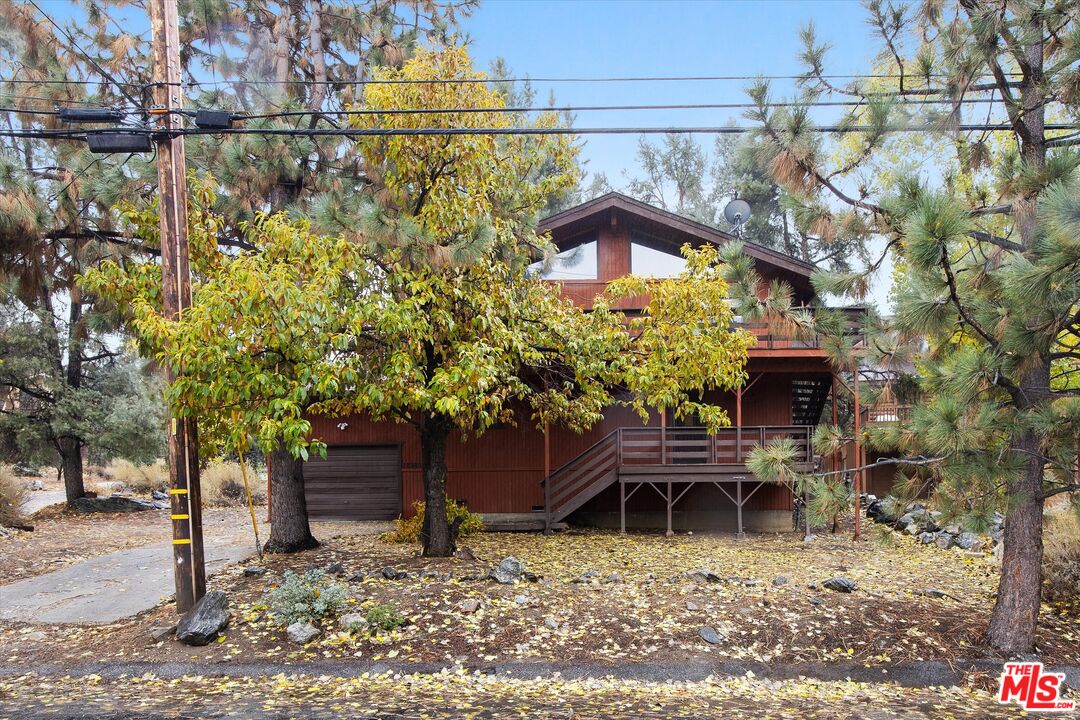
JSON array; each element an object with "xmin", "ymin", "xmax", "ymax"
[
  {"xmin": 365, "ymin": 602, "xmax": 406, "ymax": 632},
  {"xmin": 381, "ymin": 498, "xmax": 484, "ymax": 544},
  {"xmin": 264, "ymin": 569, "xmax": 348, "ymax": 626}
]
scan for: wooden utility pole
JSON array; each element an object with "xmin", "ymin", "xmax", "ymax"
[
  {"xmin": 149, "ymin": 0, "xmax": 206, "ymax": 613},
  {"xmin": 852, "ymin": 368, "xmax": 862, "ymax": 541}
]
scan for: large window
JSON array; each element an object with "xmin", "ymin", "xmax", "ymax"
[
  {"xmin": 529, "ymin": 240, "xmax": 597, "ymax": 280},
  {"xmin": 630, "ymin": 240, "xmax": 687, "ymax": 278}
]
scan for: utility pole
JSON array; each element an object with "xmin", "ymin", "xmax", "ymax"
[{"xmin": 149, "ymin": 0, "xmax": 206, "ymax": 613}]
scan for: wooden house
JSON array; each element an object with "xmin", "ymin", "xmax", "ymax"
[{"xmin": 303, "ymin": 193, "xmax": 856, "ymax": 534}]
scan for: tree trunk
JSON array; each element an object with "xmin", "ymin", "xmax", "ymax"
[
  {"xmin": 420, "ymin": 417, "xmax": 453, "ymax": 557},
  {"xmin": 264, "ymin": 444, "xmax": 319, "ymax": 553},
  {"xmin": 58, "ymin": 436, "xmax": 85, "ymax": 506}
]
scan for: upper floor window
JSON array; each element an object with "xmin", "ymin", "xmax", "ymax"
[
  {"xmin": 630, "ymin": 240, "xmax": 688, "ymax": 278},
  {"xmin": 529, "ymin": 240, "xmax": 597, "ymax": 280}
]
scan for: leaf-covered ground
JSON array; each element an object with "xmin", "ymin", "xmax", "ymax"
[
  {"xmin": 0, "ymin": 670, "xmax": 1050, "ymax": 719},
  {"xmin": 2, "ymin": 528, "xmax": 1076, "ymax": 668}
]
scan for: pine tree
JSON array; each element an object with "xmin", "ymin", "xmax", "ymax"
[{"xmin": 741, "ymin": 1, "xmax": 1080, "ymax": 654}]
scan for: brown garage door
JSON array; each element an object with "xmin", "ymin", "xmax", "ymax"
[{"xmin": 304, "ymin": 445, "xmax": 401, "ymax": 521}]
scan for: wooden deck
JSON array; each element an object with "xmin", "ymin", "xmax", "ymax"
[{"xmin": 544, "ymin": 425, "xmax": 817, "ymax": 536}]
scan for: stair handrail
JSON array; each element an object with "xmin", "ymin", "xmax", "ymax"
[{"xmin": 541, "ymin": 428, "xmax": 621, "ymax": 484}]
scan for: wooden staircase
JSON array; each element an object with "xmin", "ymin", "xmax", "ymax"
[
  {"xmin": 791, "ymin": 376, "xmax": 831, "ymax": 427},
  {"xmin": 544, "ymin": 430, "xmax": 620, "ymax": 525}
]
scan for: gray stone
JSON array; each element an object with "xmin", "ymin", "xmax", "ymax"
[
  {"xmin": 25, "ymin": 630, "xmax": 47, "ymax": 642},
  {"xmin": 286, "ymin": 621, "xmax": 320, "ymax": 644},
  {"xmin": 458, "ymin": 599, "xmax": 480, "ymax": 613},
  {"xmin": 347, "ymin": 573, "xmax": 365, "ymax": 583},
  {"xmin": 151, "ymin": 489, "xmax": 169, "ymax": 501},
  {"xmin": 149, "ymin": 624, "xmax": 176, "ymax": 642},
  {"xmin": 176, "ymin": 590, "xmax": 230, "ymax": 646},
  {"xmin": 955, "ymin": 532, "xmax": 982, "ymax": 551},
  {"xmin": 26, "ymin": 479, "xmax": 45, "ymax": 492},
  {"xmin": 771, "ymin": 576, "xmax": 789, "ymax": 587},
  {"xmin": 898, "ymin": 512, "xmax": 916, "ymax": 526},
  {"xmin": 698, "ymin": 626, "xmax": 724, "ymax": 645},
  {"xmin": 339, "ymin": 613, "xmax": 368, "ymax": 632},
  {"xmin": 243, "ymin": 566, "xmax": 267, "ymax": 577},
  {"xmin": 684, "ymin": 569, "xmax": 722, "ymax": 584},
  {"xmin": 743, "ymin": 579, "xmax": 762, "ymax": 587},
  {"xmin": 920, "ymin": 588, "xmax": 959, "ymax": 601},
  {"xmin": 904, "ymin": 523, "xmax": 920, "ymax": 536},
  {"xmin": 571, "ymin": 570, "xmax": 599, "ymax": 584},
  {"xmin": 325, "ymin": 562, "xmax": 345, "ymax": 576},
  {"xmin": 808, "ymin": 596, "xmax": 824, "ymax": 606},
  {"xmin": 72, "ymin": 495, "xmax": 159, "ymax": 514},
  {"xmin": 822, "ymin": 576, "xmax": 856, "ymax": 593},
  {"xmin": 602, "ymin": 572, "xmax": 622, "ymax": 584},
  {"xmin": 492, "ymin": 557, "xmax": 523, "ymax": 585},
  {"xmin": 514, "ymin": 594, "xmax": 529, "ymax": 605},
  {"xmin": 381, "ymin": 566, "xmax": 407, "ymax": 580},
  {"xmin": 543, "ymin": 617, "xmax": 560, "ymax": 630},
  {"xmin": 685, "ymin": 601, "xmax": 701, "ymax": 611},
  {"xmin": 934, "ymin": 532, "xmax": 954, "ymax": 550},
  {"xmin": 943, "ymin": 524, "xmax": 961, "ymax": 535},
  {"xmin": 918, "ymin": 532, "xmax": 936, "ymax": 544}
]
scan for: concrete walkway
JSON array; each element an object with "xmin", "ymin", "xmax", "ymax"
[
  {"xmin": 0, "ymin": 542, "xmax": 253, "ymax": 624},
  {"xmin": 20, "ymin": 490, "xmax": 66, "ymax": 516}
]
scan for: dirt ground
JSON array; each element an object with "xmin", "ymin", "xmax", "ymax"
[{"xmin": 2, "ymin": 521, "xmax": 1076, "ymax": 670}]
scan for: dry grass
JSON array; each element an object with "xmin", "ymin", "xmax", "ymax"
[
  {"xmin": 0, "ymin": 464, "xmax": 27, "ymax": 527},
  {"xmin": 201, "ymin": 460, "xmax": 265, "ymax": 507},
  {"xmin": 105, "ymin": 459, "xmax": 168, "ymax": 494},
  {"xmin": 1043, "ymin": 507, "xmax": 1080, "ymax": 608}
]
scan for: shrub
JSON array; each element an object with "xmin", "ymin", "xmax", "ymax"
[
  {"xmin": 106, "ymin": 459, "xmax": 168, "ymax": 494},
  {"xmin": 380, "ymin": 498, "xmax": 484, "ymax": 544},
  {"xmin": 201, "ymin": 460, "xmax": 265, "ymax": 507},
  {"xmin": 1043, "ymin": 509, "xmax": 1080, "ymax": 607},
  {"xmin": 264, "ymin": 569, "xmax": 348, "ymax": 626},
  {"xmin": 365, "ymin": 602, "xmax": 406, "ymax": 632},
  {"xmin": 0, "ymin": 464, "xmax": 26, "ymax": 527}
]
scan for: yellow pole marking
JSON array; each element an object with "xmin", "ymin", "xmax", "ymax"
[
  {"xmin": 172, "ymin": 538, "xmax": 191, "ymax": 545},
  {"xmin": 168, "ymin": 488, "xmax": 188, "ymax": 495},
  {"xmin": 170, "ymin": 514, "xmax": 189, "ymax": 520}
]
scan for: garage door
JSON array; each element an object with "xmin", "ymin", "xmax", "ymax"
[{"xmin": 304, "ymin": 445, "xmax": 401, "ymax": 521}]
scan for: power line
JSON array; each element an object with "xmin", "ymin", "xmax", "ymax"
[{"xmin": 4, "ymin": 121, "xmax": 1077, "ymax": 142}]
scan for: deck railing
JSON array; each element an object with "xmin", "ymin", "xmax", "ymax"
[
  {"xmin": 618, "ymin": 426, "xmax": 814, "ymax": 465},
  {"xmin": 863, "ymin": 403, "xmax": 913, "ymax": 424}
]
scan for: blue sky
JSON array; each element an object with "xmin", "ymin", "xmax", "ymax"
[{"xmin": 462, "ymin": 1, "xmax": 880, "ymax": 183}]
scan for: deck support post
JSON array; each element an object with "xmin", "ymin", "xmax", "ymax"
[
  {"xmin": 666, "ymin": 481, "xmax": 673, "ymax": 537},
  {"xmin": 620, "ymin": 480, "xmax": 626, "ymax": 535},
  {"xmin": 543, "ymin": 422, "xmax": 551, "ymax": 533},
  {"xmin": 735, "ymin": 386, "xmax": 743, "ymax": 463},
  {"xmin": 736, "ymin": 477, "xmax": 745, "ymax": 539}
]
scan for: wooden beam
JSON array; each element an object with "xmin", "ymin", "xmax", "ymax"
[
  {"xmin": 853, "ymin": 370, "xmax": 863, "ymax": 541},
  {"xmin": 666, "ymin": 481, "xmax": 673, "ymax": 537}
]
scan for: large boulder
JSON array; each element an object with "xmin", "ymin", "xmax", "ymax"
[
  {"xmin": 176, "ymin": 590, "xmax": 229, "ymax": 646},
  {"xmin": 73, "ymin": 495, "xmax": 161, "ymax": 513},
  {"xmin": 491, "ymin": 557, "xmax": 523, "ymax": 584},
  {"xmin": 822, "ymin": 576, "xmax": 857, "ymax": 593},
  {"xmin": 287, "ymin": 621, "xmax": 320, "ymax": 644},
  {"xmin": 955, "ymin": 532, "xmax": 983, "ymax": 551}
]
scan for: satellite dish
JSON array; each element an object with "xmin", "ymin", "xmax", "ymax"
[{"xmin": 723, "ymin": 198, "xmax": 752, "ymax": 227}]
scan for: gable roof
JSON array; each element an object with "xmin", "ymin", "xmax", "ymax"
[{"xmin": 538, "ymin": 191, "xmax": 816, "ymax": 282}]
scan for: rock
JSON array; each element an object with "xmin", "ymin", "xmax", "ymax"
[
  {"xmin": 151, "ymin": 489, "xmax": 169, "ymax": 501},
  {"xmin": 571, "ymin": 570, "xmax": 599, "ymax": 584},
  {"xmin": 243, "ymin": 566, "xmax": 267, "ymax": 577},
  {"xmin": 698, "ymin": 626, "xmax": 724, "ymax": 645},
  {"xmin": 458, "ymin": 599, "xmax": 480, "ymax": 614},
  {"xmin": 325, "ymin": 562, "xmax": 345, "ymax": 576},
  {"xmin": 543, "ymin": 617, "xmax": 560, "ymax": 630},
  {"xmin": 772, "ymin": 576, "xmax": 789, "ymax": 587},
  {"xmin": 898, "ymin": 512, "xmax": 916, "ymax": 526},
  {"xmin": 492, "ymin": 557, "xmax": 523, "ymax": 584},
  {"xmin": 802, "ymin": 534, "xmax": 817, "ymax": 543},
  {"xmin": 24, "ymin": 630, "xmax": 47, "ymax": 642},
  {"xmin": 904, "ymin": 523, "xmax": 920, "ymax": 536},
  {"xmin": 943, "ymin": 524, "xmax": 961, "ymax": 535},
  {"xmin": 919, "ymin": 588, "xmax": 959, "ymax": 601},
  {"xmin": 934, "ymin": 532, "xmax": 954, "ymax": 550},
  {"xmin": 602, "ymin": 572, "xmax": 622, "ymax": 584},
  {"xmin": 684, "ymin": 569, "xmax": 722, "ymax": 584},
  {"xmin": 347, "ymin": 573, "xmax": 365, "ymax": 583},
  {"xmin": 955, "ymin": 532, "xmax": 982, "ymax": 551},
  {"xmin": 286, "ymin": 621, "xmax": 320, "ymax": 644},
  {"xmin": 918, "ymin": 532, "xmax": 936, "ymax": 544},
  {"xmin": 808, "ymin": 596, "xmax": 824, "ymax": 606},
  {"xmin": 72, "ymin": 495, "xmax": 158, "ymax": 514},
  {"xmin": 176, "ymin": 590, "xmax": 230, "ymax": 646},
  {"xmin": 685, "ymin": 601, "xmax": 700, "ymax": 611},
  {"xmin": 339, "ymin": 613, "xmax": 368, "ymax": 632},
  {"xmin": 514, "ymin": 594, "xmax": 529, "ymax": 605},
  {"xmin": 26, "ymin": 479, "xmax": 45, "ymax": 492},
  {"xmin": 149, "ymin": 624, "xmax": 176, "ymax": 642},
  {"xmin": 743, "ymin": 579, "xmax": 762, "ymax": 587},
  {"xmin": 822, "ymin": 576, "xmax": 856, "ymax": 593},
  {"xmin": 381, "ymin": 566, "xmax": 407, "ymax": 580}
]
